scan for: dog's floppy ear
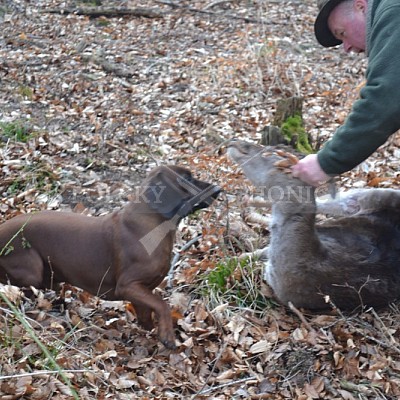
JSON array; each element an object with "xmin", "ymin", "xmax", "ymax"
[{"xmin": 144, "ymin": 168, "xmax": 188, "ymax": 219}]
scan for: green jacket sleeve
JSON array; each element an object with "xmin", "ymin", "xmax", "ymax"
[{"xmin": 317, "ymin": 4, "xmax": 400, "ymax": 175}]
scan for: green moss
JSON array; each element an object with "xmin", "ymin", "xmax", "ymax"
[
  {"xmin": 18, "ymin": 85, "xmax": 33, "ymax": 100},
  {"xmin": 196, "ymin": 257, "xmax": 276, "ymax": 313},
  {"xmin": 281, "ymin": 115, "xmax": 314, "ymax": 154},
  {"xmin": 206, "ymin": 258, "xmax": 238, "ymax": 293},
  {"xmin": 0, "ymin": 121, "xmax": 32, "ymax": 142},
  {"xmin": 6, "ymin": 161, "xmax": 61, "ymax": 197}
]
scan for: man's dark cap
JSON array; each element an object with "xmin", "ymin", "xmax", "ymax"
[{"xmin": 314, "ymin": 0, "xmax": 345, "ymax": 47}]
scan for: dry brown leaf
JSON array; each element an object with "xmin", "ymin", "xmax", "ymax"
[{"xmin": 337, "ymin": 389, "xmax": 356, "ymax": 400}]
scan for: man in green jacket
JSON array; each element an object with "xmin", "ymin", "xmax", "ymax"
[{"xmin": 292, "ymin": 0, "xmax": 400, "ymax": 186}]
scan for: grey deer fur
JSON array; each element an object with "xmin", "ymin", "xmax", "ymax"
[{"xmin": 228, "ymin": 140, "xmax": 400, "ymax": 310}]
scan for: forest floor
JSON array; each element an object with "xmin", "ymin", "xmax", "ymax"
[{"xmin": 1, "ymin": 0, "xmax": 400, "ymax": 398}]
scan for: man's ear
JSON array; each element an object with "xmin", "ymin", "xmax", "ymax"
[
  {"xmin": 145, "ymin": 171, "xmax": 186, "ymax": 219},
  {"xmin": 354, "ymin": 0, "xmax": 367, "ymax": 13}
]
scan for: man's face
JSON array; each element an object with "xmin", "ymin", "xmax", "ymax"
[{"xmin": 328, "ymin": 0, "xmax": 367, "ymax": 53}]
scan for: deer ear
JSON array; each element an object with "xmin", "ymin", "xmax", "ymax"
[{"xmin": 145, "ymin": 170, "xmax": 186, "ymax": 219}]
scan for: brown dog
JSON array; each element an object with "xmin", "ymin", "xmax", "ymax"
[{"xmin": 0, "ymin": 165, "xmax": 220, "ymax": 349}]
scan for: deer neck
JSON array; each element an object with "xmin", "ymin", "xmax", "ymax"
[{"xmin": 269, "ymin": 186, "xmax": 321, "ymax": 252}]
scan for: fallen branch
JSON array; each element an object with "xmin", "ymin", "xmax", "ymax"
[
  {"xmin": 155, "ymin": 0, "xmax": 267, "ymax": 24},
  {"xmin": 81, "ymin": 54, "xmax": 134, "ymax": 79},
  {"xmin": 41, "ymin": 7, "xmax": 164, "ymax": 19}
]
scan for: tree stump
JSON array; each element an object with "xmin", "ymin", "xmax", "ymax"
[
  {"xmin": 261, "ymin": 96, "xmax": 313, "ymax": 153},
  {"xmin": 273, "ymin": 96, "xmax": 303, "ymax": 126},
  {"xmin": 260, "ymin": 125, "xmax": 287, "ymax": 146}
]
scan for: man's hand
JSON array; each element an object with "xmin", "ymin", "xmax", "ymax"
[{"xmin": 291, "ymin": 154, "xmax": 330, "ymax": 187}]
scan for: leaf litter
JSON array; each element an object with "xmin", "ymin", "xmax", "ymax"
[{"xmin": 0, "ymin": 0, "xmax": 400, "ymax": 398}]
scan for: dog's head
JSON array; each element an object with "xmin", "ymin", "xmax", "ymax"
[{"xmin": 143, "ymin": 165, "xmax": 221, "ymax": 219}]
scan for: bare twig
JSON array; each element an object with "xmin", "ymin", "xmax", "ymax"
[
  {"xmin": 288, "ymin": 301, "xmax": 314, "ymax": 332},
  {"xmin": 0, "ymin": 369, "xmax": 94, "ymax": 381},
  {"xmin": 167, "ymin": 235, "xmax": 202, "ymax": 287},
  {"xmin": 195, "ymin": 375, "xmax": 257, "ymax": 397},
  {"xmin": 369, "ymin": 307, "xmax": 399, "ymax": 348}
]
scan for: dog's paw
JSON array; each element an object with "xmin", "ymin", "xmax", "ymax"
[{"xmin": 160, "ymin": 334, "xmax": 177, "ymax": 350}]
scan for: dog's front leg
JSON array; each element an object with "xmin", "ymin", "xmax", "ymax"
[
  {"xmin": 117, "ymin": 282, "xmax": 176, "ymax": 350},
  {"xmin": 134, "ymin": 305, "xmax": 154, "ymax": 331}
]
